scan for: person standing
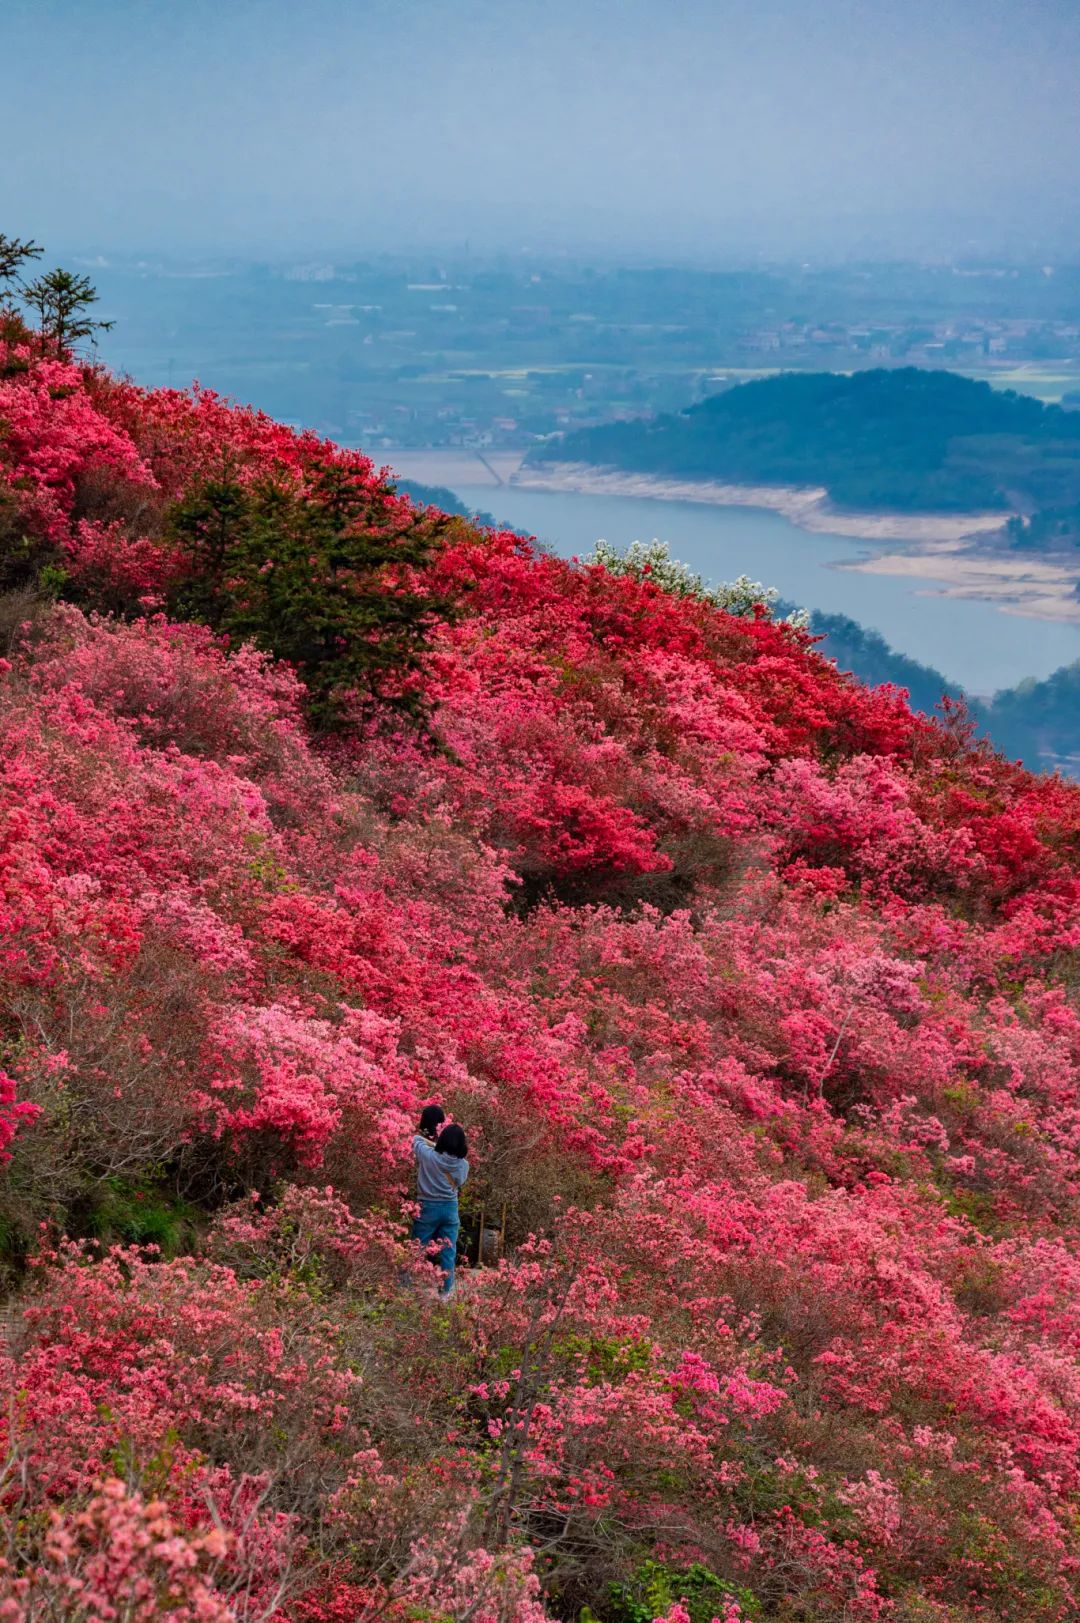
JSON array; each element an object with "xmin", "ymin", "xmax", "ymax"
[{"xmin": 411, "ymin": 1121, "xmax": 469, "ymax": 1297}]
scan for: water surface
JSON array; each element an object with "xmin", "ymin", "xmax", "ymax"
[{"xmin": 451, "ymin": 484, "xmax": 1076, "ymax": 694}]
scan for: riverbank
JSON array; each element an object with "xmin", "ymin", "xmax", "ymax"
[
  {"xmin": 512, "ymin": 459, "xmax": 1008, "ymax": 545},
  {"xmin": 386, "ymin": 448, "xmax": 526, "ymax": 488},
  {"xmin": 839, "ymin": 537, "xmax": 1080, "ymax": 624},
  {"xmin": 387, "ymin": 449, "xmax": 1008, "ymax": 543}
]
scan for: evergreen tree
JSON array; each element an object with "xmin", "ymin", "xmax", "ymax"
[
  {"xmin": 21, "ymin": 266, "xmax": 113, "ymax": 353},
  {"xmin": 168, "ymin": 462, "xmax": 459, "ymax": 727},
  {"xmin": 0, "ymin": 233, "xmax": 42, "ymax": 295}
]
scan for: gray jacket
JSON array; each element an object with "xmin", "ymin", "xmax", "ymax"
[{"xmin": 413, "ymin": 1134, "xmax": 469, "ymax": 1203}]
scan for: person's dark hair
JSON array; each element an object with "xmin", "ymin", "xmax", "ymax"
[
  {"xmin": 435, "ymin": 1123, "xmax": 468, "ymax": 1159},
  {"xmin": 419, "ymin": 1103, "xmax": 445, "ymax": 1139}
]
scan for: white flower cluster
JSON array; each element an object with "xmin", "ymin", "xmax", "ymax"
[{"xmin": 584, "ymin": 538, "xmax": 810, "ymax": 629}]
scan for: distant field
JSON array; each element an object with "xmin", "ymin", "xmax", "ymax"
[{"xmin": 957, "ymin": 363, "xmax": 1080, "ymax": 404}]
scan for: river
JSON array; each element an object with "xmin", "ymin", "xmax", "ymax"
[{"xmin": 440, "ymin": 483, "xmax": 1078, "ymax": 695}]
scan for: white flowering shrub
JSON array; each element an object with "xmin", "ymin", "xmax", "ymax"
[{"xmin": 584, "ymin": 538, "xmax": 811, "ymax": 628}]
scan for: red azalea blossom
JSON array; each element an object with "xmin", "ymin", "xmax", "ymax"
[{"xmin": 2, "ymin": 337, "xmax": 1080, "ymax": 1620}]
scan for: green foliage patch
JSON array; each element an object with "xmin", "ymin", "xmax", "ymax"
[
  {"xmin": 599, "ymin": 1559, "xmax": 760, "ymax": 1623},
  {"xmin": 168, "ymin": 461, "xmax": 460, "ymax": 727}
]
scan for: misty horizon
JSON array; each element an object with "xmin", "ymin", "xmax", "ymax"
[{"xmin": 4, "ymin": 0, "xmax": 1079, "ymax": 264}]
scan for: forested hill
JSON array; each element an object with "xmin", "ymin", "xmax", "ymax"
[
  {"xmin": 7, "ymin": 264, "xmax": 1080, "ymax": 1622},
  {"xmin": 978, "ymin": 658, "xmax": 1080, "ymax": 771},
  {"xmin": 530, "ymin": 367, "xmax": 1080, "ymax": 515},
  {"xmin": 798, "ymin": 606, "xmax": 1080, "ymax": 773}
]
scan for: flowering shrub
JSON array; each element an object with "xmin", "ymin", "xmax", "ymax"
[
  {"xmin": 2, "ymin": 338, "xmax": 1080, "ymax": 1618},
  {"xmin": 585, "ymin": 537, "xmax": 811, "ymax": 628},
  {"xmin": 0, "ymin": 360, "xmax": 155, "ymax": 546},
  {"xmin": 0, "ymin": 1478, "xmax": 236, "ymax": 1623},
  {"xmin": 0, "ymin": 1067, "xmax": 38, "ymax": 1163}
]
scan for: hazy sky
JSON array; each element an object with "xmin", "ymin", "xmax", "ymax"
[{"xmin": 4, "ymin": 0, "xmax": 1080, "ymax": 260}]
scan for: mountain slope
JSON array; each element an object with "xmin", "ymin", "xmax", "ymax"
[
  {"xmin": 780, "ymin": 604, "xmax": 1080, "ymax": 775},
  {"xmin": 3, "ymin": 330, "xmax": 1080, "ymax": 1621}
]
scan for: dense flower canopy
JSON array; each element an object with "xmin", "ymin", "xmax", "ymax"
[{"xmin": 3, "ymin": 329, "xmax": 1080, "ymax": 1621}]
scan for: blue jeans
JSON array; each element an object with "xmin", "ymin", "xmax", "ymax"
[{"xmin": 412, "ymin": 1199, "xmax": 460, "ymax": 1295}]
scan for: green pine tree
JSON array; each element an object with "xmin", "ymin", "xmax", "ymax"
[
  {"xmin": 0, "ymin": 232, "xmax": 42, "ymax": 293},
  {"xmin": 168, "ymin": 461, "xmax": 460, "ymax": 727},
  {"xmin": 21, "ymin": 266, "xmax": 114, "ymax": 353}
]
